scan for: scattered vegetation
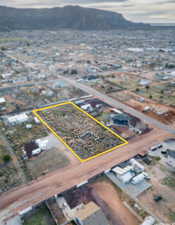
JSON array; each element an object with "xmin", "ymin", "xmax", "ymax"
[
  {"xmin": 37, "ymin": 103, "xmax": 124, "ymax": 160},
  {"xmin": 0, "ymin": 164, "xmax": 22, "ymax": 192},
  {"xmin": 0, "ymin": 37, "xmax": 27, "ymax": 43},
  {"xmin": 169, "ymin": 211, "xmax": 175, "ymax": 222},
  {"xmin": 162, "ymin": 176, "xmax": 175, "ymax": 188},
  {"xmin": 23, "ymin": 205, "xmax": 56, "ymax": 225}
]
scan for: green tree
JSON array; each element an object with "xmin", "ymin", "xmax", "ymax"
[
  {"xmin": 1, "ymin": 46, "xmax": 6, "ymax": 51},
  {"xmin": 3, "ymin": 155, "xmax": 11, "ymax": 163},
  {"xmin": 145, "ymin": 85, "xmax": 150, "ymax": 92}
]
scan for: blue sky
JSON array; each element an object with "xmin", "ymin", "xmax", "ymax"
[{"xmin": 0, "ymin": 0, "xmax": 175, "ymax": 23}]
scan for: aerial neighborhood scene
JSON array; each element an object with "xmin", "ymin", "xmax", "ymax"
[{"xmin": 0, "ymin": 0, "xmax": 175, "ymax": 225}]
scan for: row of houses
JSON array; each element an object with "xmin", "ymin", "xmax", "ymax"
[{"xmin": 76, "ymin": 98, "xmax": 148, "ymax": 135}]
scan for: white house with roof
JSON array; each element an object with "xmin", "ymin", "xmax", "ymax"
[
  {"xmin": 0, "ymin": 97, "xmax": 6, "ymax": 104},
  {"xmin": 6, "ymin": 113, "xmax": 29, "ymax": 125},
  {"xmin": 112, "ymin": 166, "xmax": 134, "ymax": 184}
]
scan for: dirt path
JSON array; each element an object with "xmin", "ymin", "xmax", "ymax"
[{"xmin": 91, "ymin": 181, "xmax": 140, "ymax": 225}]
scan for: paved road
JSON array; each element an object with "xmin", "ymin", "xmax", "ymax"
[
  {"xmin": 0, "ymin": 62, "xmax": 174, "ymax": 223},
  {"xmin": 59, "ymin": 76, "xmax": 175, "ymax": 135},
  {"xmin": 2, "ymin": 50, "xmax": 175, "ymax": 134},
  {"xmin": 1, "ymin": 73, "xmax": 175, "ymax": 135}
]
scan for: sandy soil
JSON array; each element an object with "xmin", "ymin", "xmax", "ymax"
[
  {"xmin": 46, "ymin": 134, "xmax": 80, "ymax": 166},
  {"xmin": 120, "ymin": 91, "xmax": 175, "ymax": 127},
  {"xmin": 91, "ymin": 180, "xmax": 140, "ymax": 225},
  {"xmin": 138, "ymin": 164, "xmax": 175, "ymax": 223}
]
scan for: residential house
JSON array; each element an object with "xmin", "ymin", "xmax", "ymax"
[
  {"xmin": 74, "ymin": 202, "xmax": 110, "ymax": 225},
  {"xmin": 164, "ymin": 138, "xmax": 175, "ymax": 170},
  {"xmin": 6, "ymin": 113, "xmax": 29, "ymax": 125}
]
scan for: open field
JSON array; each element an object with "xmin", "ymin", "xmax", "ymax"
[
  {"xmin": 26, "ymin": 146, "xmax": 69, "ymax": 179},
  {"xmin": 34, "ymin": 102, "xmax": 127, "ymax": 161},
  {"xmin": 0, "ymin": 161, "xmax": 23, "ymax": 193},
  {"xmin": 138, "ymin": 163, "xmax": 175, "ymax": 223},
  {"xmin": 134, "ymin": 83, "xmax": 175, "ymax": 106},
  {"xmin": 0, "ymin": 37, "xmax": 27, "ymax": 43},
  {"xmin": 0, "ymin": 138, "xmax": 23, "ymax": 192}
]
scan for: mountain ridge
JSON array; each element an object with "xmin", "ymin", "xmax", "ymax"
[{"xmin": 0, "ymin": 5, "xmax": 150, "ymax": 31}]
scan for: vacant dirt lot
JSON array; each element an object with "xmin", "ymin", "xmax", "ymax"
[
  {"xmin": 91, "ymin": 180, "xmax": 140, "ymax": 225},
  {"xmin": 138, "ymin": 164, "xmax": 175, "ymax": 223},
  {"xmin": 126, "ymin": 98, "xmax": 175, "ymax": 125},
  {"xmin": 111, "ymin": 90, "xmax": 175, "ymax": 127},
  {"xmin": 26, "ymin": 147, "xmax": 70, "ymax": 179}
]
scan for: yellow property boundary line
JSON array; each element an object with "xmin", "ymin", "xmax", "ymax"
[{"xmin": 32, "ymin": 102, "xmax": 128, "ymax": 162}]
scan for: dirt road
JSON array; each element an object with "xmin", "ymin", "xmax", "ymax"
[
  {"xmin": 0, "ymin": 127, "xmax": 170, "ymax": 223},
  {"xmin": 91, "ymin": 180, "xmax": 140, "ymax": 225}
]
